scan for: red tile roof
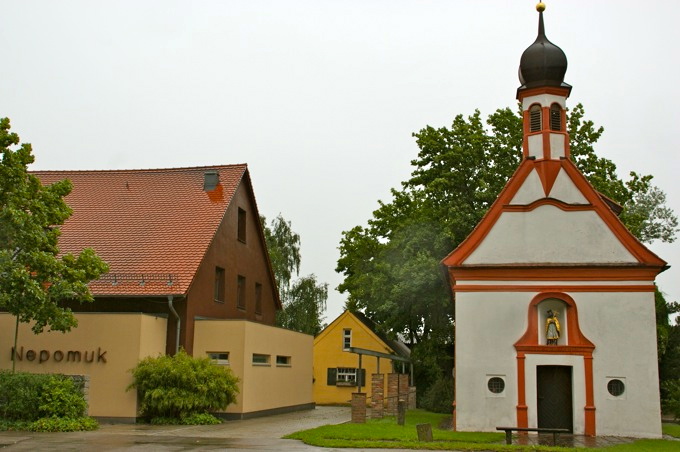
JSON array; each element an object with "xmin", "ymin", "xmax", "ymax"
[{"xmin": 33, "ymin": 165, "xmax": 248, "ymax": 297}]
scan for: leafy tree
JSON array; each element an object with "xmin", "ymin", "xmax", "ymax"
[
  {"xmin": 337, "ymin": 104, "xmax": 677, "ymax": 396},
  {"xmin": 261, "ymin": 214, "xmax": 327, "ymax": 335},
  {"xmin": 0, "ymin": 118, "xmax": 108, "ymax": 370}
]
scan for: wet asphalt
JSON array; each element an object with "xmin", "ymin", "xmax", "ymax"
[{"xmin": 0, "ymin": 406, "xmax": 356, "ymax": 451}]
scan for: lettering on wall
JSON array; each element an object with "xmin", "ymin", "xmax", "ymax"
[{"xmin": 10, "ymin": 347, "xmax": 107, "ymax": 364}]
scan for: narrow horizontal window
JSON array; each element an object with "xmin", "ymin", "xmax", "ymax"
[
  {"xmin": 276, "ymin": 355, "xmax": 291, "ymax": 366},
  {"xmin": 252, "ymin": 353, "xmax": 270, "ymax": 365},
  {"xmin": 208, "ymin": 352, "xmax": 229, "ymax": 365}
]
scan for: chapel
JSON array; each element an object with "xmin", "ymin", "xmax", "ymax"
[{"xmin": 443, "ymin": 3, "xmax": 667, "ymax": 437}]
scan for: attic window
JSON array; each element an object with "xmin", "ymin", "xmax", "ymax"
[
  {"xmin": 237, "ymin": 208, "xmax": 246, "ymax": 243},
  {"xmin": 343, "ymin": 329, "xmax": 352, "ymax": 351},
  {"xmin": 255, "ymin": 282, "xmax": 262, "ymax": 314},
  {"xmin": 214, "ymin": 267, "xmax": 225, "ymax": 303},
  {"xmin": 237, "ymin": 275, "xmax": 246, "ymax": 310},
  {"xmin": 203, "ymin": 171, "xmax": 219, "ymax": 191},
  {"xmin": 550, "ymin": 103, "xmax": 562, "ymax": 131},
  {"xmin": 529, "ymin": 104, "xmax": 542, "ymax": 132}
]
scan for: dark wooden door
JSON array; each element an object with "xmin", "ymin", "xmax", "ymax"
[{"xmin": 537, "ymin": 365, "xmax": 573, "ymax": 432}]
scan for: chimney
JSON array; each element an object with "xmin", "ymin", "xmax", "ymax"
[{"xmin": 203, "ymin": 171, "xmax": 219, "ymax": 191}]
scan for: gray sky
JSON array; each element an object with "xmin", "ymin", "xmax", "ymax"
[{"xmin": 2, "ymin": 1, "xmax": 678, "ymax": 323}]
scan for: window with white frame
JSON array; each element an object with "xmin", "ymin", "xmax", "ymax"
[
  {"xmin": 343, "ymin": 328, "xmax": 351, "ymax": 350},
  {"xmin": 276, "ymin": 355, "xmax": 291, "ymax": 366},
  {"xmin": 207, "ymin": 352, "xmax": 229, "ymax": 365},
  {"xmin": 252, "ymin": 353, "xmax": 270, "ymax": 365},
  {"xmin": 337, "ymin": 367, "xmax": 357, "ymax": 383}
]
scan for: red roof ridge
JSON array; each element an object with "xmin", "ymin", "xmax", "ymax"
[{"xmin": 31, "ymin": 163, "xmax": 248, "ymax": 175}]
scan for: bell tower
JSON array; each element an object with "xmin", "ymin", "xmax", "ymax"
[{"xmin": 517, "ymin": 2, "xmax": 571, "ymax": 164}]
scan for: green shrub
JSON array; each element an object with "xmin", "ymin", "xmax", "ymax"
[
  {"xmin": 28, "ymin": 416, "xmax": 98, "ymax": 432},
  {"xmin": 420, "ymin": 375, "xmax": 454, "ymax": 414},
  {"xmin": 39, "ymin": 377, "xmax": 87, "ymax": 418},
  {"xmin": 0, "ymin": 419, "xmax": 32, "ymax": 432},
  {"xmin": 150, "ymin": 412, "xmax": 222, "ymax": 425},
  {"xmin": 129, "ymin": 350, "xmax": 239, "ymax": 420},
  {"xmin": 662, "ymin": 379, "xmax": 680, "ymax": 421},
  {"xmin": 0, "ymin": 372, "xmax": 89, "ymax": 422}
]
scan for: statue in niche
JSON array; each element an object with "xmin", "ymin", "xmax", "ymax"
[{"xmin": 545, "ymin": 309, "xmax": 561, "ymax": 345}]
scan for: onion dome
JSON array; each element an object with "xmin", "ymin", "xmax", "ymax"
[{"xmin": 518, "ymin": 3, "xmax": 569, "ymax": 90}]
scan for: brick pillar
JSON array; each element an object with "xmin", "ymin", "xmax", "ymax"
[
  {"xmin": 351, "ymin": 393, "xmax": 367, "ymax": 423},
  {"xmin": 399, "ymin": 373, "xmax": 409, "ymax": 406},
  {"xmin": 371, "ymin": 373, "xmax": 384, "ymax": 419},
  {"xmin": 387, "ymin": 373, "xmax": 399, "ymax": 416},
  {"xmin": 409, "ymin": 386, "xmax": 417, "ymax": 410}
]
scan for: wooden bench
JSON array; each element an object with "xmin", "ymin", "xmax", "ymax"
[{"xmin": 496, "ymin": 427, "xmax": 570, "ymax": 445}]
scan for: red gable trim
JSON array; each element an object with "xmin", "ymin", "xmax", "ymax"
[{"xmin": 442, "ymin": 158, "xmax": 667, "ymax": 270}]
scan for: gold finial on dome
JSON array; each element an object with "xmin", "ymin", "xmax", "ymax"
[{"xmin": 536, "ymin": 2, "xmax": 546, "ymax": 12}]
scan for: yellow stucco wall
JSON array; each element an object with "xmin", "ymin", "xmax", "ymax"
[
  {"xmin": 0, "ymin": 313, "xmax": 167, "ymax": 419},
  {"xmin": 193, "ymin": 319, "xmax": 313, "ymax": 414},
  {"xmin": 313, "ymin": 311, "xmax": 395, "ymax": 405}
]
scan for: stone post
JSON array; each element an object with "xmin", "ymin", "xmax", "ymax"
[
  {"xmin": 408, "ymin": 386, "xmax": 417, "ymax": 410},
  {"xmin": 351, "ymin": 393, "xmax": 367, "ymax": 423},
  {"xmin": 399, "ymin": 373, "xmax": 409, "ymax": 407},
  {"xmin": 371, "ymin": 373, "xmax": 384, "ymax": 419},
  {"xmin": 386, "ymin": 373, "xmax": 399, "ymax": 416},
  {"xmin": 397, "ymin": 399, "xmax": 406, "ymax": 425}
]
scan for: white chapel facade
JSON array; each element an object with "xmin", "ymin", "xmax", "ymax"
[{"xmin": 443, "ymin": 4, "xmax": 667, "ymax": 438}]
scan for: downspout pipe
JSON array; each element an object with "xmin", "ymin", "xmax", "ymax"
[{"xmin": 167, "ymin": 295, "xmax": 180, "ymax": 354}]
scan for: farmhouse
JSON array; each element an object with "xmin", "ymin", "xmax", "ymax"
[{"xmin": 0, "ymin": 164, "xmax": 313, "ymax": 421}]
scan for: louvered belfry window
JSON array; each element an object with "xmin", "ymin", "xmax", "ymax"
[
  {"xmin": 529, "ymin": 104, "xmax": 542, "ymax": 132},
  {"xmin": 550, "ymin": 103, "xmax": 562, "ymax": 131}
]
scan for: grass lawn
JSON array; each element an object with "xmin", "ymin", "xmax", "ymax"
[
  {"xmin": 662, "ymin": 423, "xmax": 680, "ymax": 438},
  {"xmin": 286, "ymin": 410, "xmax": 680, "ymax": 451}
]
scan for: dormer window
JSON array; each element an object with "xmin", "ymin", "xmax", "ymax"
[
  {"xmin": 550, "ymin": 103, "xmax": 562, "ymax": 131},
  {"xmin": 529, "ymin": 104, "xmax": 542, "ymax": 132}
]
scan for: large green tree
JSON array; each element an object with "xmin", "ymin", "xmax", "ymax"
[
  {"xmin": 0, "ymin": 118, "xmax": 108, "ymax": 369},
  {"xmin": 337, "ymin": 104, "xmax": 677, "ymax": 392},
  {"xmin": 262, "ymin": 214, "xmax": 327, "ymax": 335}
]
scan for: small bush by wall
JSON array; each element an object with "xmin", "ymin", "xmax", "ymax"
[
  {"xmin": 0, "ymin": 371, "xmax": 96, "ymax": 432},
  {"xmin": 0, "ymin": 371, "xmax": 54, "ymax": 421},
  {"xmin": 420, "ymin": 375, "xmax": 454, "ymax": 414},
  {"xmin": 129, "ymin": 350, "xmax": 239, "ymax": 422}
]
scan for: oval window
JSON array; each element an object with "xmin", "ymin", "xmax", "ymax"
[
  {"xmin": 607, "ymin": 379, "xmax": 625, "ymax": 397},
  {"xmin": 487, "ymin": 377, "xmax": 505, "ymax": 394}
]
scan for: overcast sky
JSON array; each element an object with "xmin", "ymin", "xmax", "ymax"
[{"xmin": 2, "ymin": 1, "xmax": 678, "ymax": 323}]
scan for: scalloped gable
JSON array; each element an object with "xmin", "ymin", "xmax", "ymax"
[{"xmin": 442, "ymin": 158, "xmax": 666, "ymax": 269}]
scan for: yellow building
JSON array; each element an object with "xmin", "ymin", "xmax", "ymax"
[{"xmin": 313, "ymin": 310, "xmax": 410, "ymax": 405}]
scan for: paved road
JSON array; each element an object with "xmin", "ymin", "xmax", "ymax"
[{"xmin": 0, "ymin": 406, "xmax": 358, "ymax": 451}]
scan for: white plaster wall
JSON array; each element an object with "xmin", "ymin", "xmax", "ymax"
[
  {"xmin": 510, "ymin": 169, "xmax": 545, "ymax": 204},
  {"xmin": 548, "ymin": 169, "xmax": 588, "ymax": 204},
  {"xmin": 522, "ymin": 94, "xmax": 567, "ymax": 110},
  {"xmin": 455, "ymin": 291, "xmax": 528, "ymax": 431},
  {"xmin": 549, "ymin": 133, "xmax": 565, "ymax": 159},
  {"xmin": 455, "ymin": 289, "xmax": 661, "ymax": 438},
  {"xmin": 528, "ymin": 134, "xmax": 542, "ymax": 159},
  {"xmin": 464, "ymin": 206, "xmax": 637, "ymax": 264},
  {"xmin": 575, "ymin": 292, "xmax": 661, "ymax": 438}
]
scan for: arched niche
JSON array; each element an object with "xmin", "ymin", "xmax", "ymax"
[
  {"xmin": 515, "ymin": 292, "xmax": 594, "ymax": 352},
  {"xmin": 538, "ymin": 298, "xmax": 568, "ymax": 346}
]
